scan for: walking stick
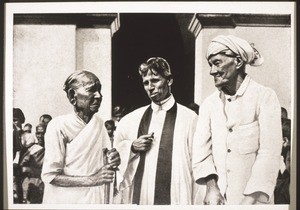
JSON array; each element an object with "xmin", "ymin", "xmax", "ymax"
[{"xmin": 103, "ymin": 148, "xmax": 110, "ymax": 204}]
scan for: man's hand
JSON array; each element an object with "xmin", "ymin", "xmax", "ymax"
[
  {"xmin": 240, "ymin": 195, "xmax": 256, "ymax": 205},
  {"xmin": 203, "ymin": 175, "xmax": 225, "ymax": 205},
  {"xmin": 107, "ymin": 148, "xmax": 121, "ymax": 169},
  {"xmin": 204, "ymin": 186, "xmax": 225, "ymax": 205},
  {"xmin": 240, "ymin": 192, "xmax": 268, "ymax": 205},
  {"xmin": 131, "ymin": 132, "xmax": 154, "ymax": 153},
  {"xmin": 90, "ymin": 165, "xmax": 115, "ymax": 186}
]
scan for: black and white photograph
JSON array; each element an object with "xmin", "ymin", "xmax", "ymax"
[{"xmin": 3, "ymin": 1, "xmax": 296, "ymax": 210}]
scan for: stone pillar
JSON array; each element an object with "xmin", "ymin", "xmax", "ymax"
[
  {"xmin": 13, "ymin": 14, "xmax": 120, "ymax": 125},
  {"xmin": 13, "ymin": 24, "xmax": 77, "ymax": 126},
  {"xmin": 76, "ymin": 14, "xmax": 120, "ymax": 121},
  {"xmin": 189, "ymin": 14, "xmax": 291, "ymax": 115}
]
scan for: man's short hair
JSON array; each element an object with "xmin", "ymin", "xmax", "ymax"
[
  {"xmin": 39, "ymin": 114, "xmax": 52, "ymax": 123},
  {"xmin": 36, "ymin": 123, "xmax": 46, "ymax": 132},
  {"xmin": 63, "ymin": 70, "xmax": 101, "ymax": 97},
  {"xmin": 138, "ymin": 57, "xmax": 172, "ymax": 78},
  {"xmin": 24, "ymin": 123, "xmax": 32, "ymax": 128}
]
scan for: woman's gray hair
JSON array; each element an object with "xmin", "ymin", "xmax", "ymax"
[{"xmin": 63, "ymin": 70, "xmax": 100, "ymax": 98}]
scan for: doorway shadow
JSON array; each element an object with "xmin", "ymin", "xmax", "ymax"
[{"xmin": 112, "ymin": 13, "xmax": 195, "ymax": 114}]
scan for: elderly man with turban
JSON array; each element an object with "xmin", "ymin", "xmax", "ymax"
[
  {"xmin": 41, "ymin": 70, "xmax": 120, "ymax": 204},
  {"xmin": 192, "ymin": 35, "xmax": 282, "ymax": 205}
]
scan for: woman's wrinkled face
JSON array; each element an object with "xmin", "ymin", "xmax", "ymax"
[{"xmin": 73, "ymin": 74, "xmax": 103, "ymax": 115}]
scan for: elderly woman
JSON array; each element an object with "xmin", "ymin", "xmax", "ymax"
[{"xmin": 41, "ymin": 70, "xmax": 120, "ymax": 204}]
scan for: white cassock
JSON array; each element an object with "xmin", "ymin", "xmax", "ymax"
[{"xmin": 114, "ymin": 95, "xmax": 204, "ymax": 205}]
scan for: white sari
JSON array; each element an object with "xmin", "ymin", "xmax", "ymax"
[{"xmin": 41, "ymin": 111, "xmax": 113, "ymax": 204}]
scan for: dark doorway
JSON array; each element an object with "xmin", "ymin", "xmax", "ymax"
[{"xmin": 112, "ymin": 13, "xmax": 195, "ymax": 114}]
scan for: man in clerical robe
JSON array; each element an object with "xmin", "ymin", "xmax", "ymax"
[
  {"xmin": 41, "ymin": 70, "xmax": 120, "ymax": 204},
  {"xmin": 114, "ymin": 57, "xmax": 201, "ymax": 205}
]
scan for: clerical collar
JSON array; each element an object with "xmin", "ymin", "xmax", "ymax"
[{"xmin": 151, "ymin": 94, "xmax": 175, "ymax": 112}]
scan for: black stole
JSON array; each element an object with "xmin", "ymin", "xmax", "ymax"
[{"xmin": 132, "ymin": 103, "xmax": 177, "ymax": 205}]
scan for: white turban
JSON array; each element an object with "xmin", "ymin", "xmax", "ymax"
[{"xmin": 206, "ymin": 35, "xmax": 264, "ymax": 66}]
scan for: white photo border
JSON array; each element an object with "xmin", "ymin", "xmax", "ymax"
[{"xmin": 4, "ymin": 1, "xmax": 296, "ymax": 210}]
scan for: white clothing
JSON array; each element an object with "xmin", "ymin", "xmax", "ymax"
[
  {"xmin": 114, "ymin": 95, "xmax": 201, "ymax": 204},
  {"xmin": 206, "ymin": 35, "xmax": 264, "ymax": 66},
  {"xmin": 41, "ymin": 111, "xmax": 112, "ymax": 204},
  {"xmin": 193, "ymin": 75, "xmax": 282, "ymax": 204}
]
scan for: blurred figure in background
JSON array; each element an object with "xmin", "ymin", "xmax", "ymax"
[
  {"xmin": 112, "ymin": 106, "xmax": 125, "ymax": 128},
  {"xmin": 19, "ymin": 123, "xmax": 46, "ymax": 203},
  {"xmin": 35, "ymin": 123, "xmax": 46, "ymax": 147},
  {"xmin": 13, "ymin": 108, "xmax": 26, "ymax": 203},
  {"xmin": 23, "ymin": 123, "xmax": 32, "ymax": 134},
  {"xmin": 39, "ymin": 114, "xmax": 52, "ymax": 131},
  {"xmin": 281, "ymin": 107, "xmax": 288, "ymax": 119},
  {"xmin": 274, "ymin": 146, "xmax": 290, "ymax": 204},
  {"xmin": 105, "ymin": 120, "xmax": 116, "ymax": 148},
  {"xmin": 13, "ymin": 108, "xmax": 25, "ymax": 159},
  {"xmin": 274, "ymin": 118, "xmax": 291, "ymax": 204}
]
